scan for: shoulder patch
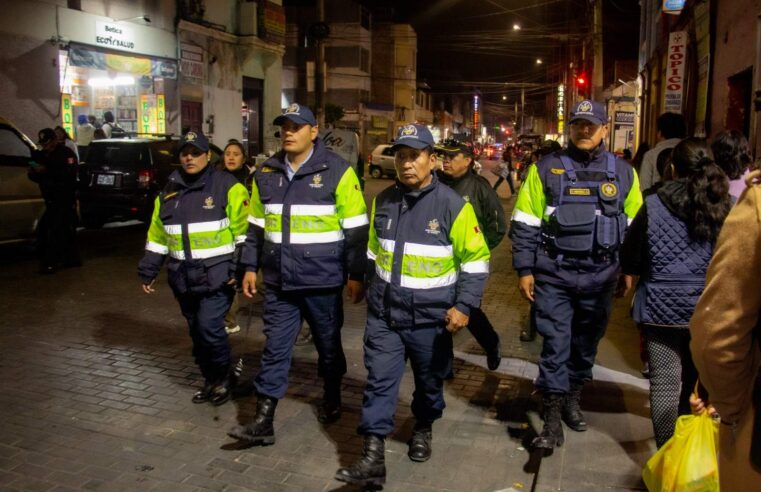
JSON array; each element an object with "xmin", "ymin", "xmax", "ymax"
[
  {"xmin": 551, "ymin": 168, "xmax": 565, "ymax": 175},
  {"xmin": 259, "ymin": 166, "xmax": 274, "ymax": 173}
]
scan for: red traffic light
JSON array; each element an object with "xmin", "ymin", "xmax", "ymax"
[{"xmin": 576, "ymin": 74, "xmax": 587, "ymax": 86}]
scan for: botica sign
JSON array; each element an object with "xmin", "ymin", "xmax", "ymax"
[{"xmin": 95, "ymin": 21, "xmax": 136, "ymax": 51}]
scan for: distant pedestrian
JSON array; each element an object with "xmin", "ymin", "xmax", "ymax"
[
  {"xmin": 28, "ymin": 128, "xmax": 81, "ymax": 273},
  {"xmin": 711, "ymin": 129, "xmax": 753, "ymax": 200},
  {"xmin": 639, "ymin": 113, "xmax": 687, "ymax": 191},
  {"xmin": 510, "ymin": 100, "xmax": 643, "ymax": 451},
  {"xmin": 88, "ymin": 114, "xmax": 100, "ymax": 129},
  {"xmin": 76, "ymin": 114, "xmax": 95, "ymax": 147},
  {"xmin": 101, "ymin": 111, "xmax": 116, "ymax": 138},
  {"xmin": 493, "ymin": 146, "xmax": 516, "ymax": 194},
  {"xmin": 630, "ymin": 142, "xmax": 650, "ymax": 174},
  {"xmin": 54, "ymin": 126, "xmax": 79, "ymax": 162},
  {"xmin": 138, "ymin": 131, "xmax": 250, "ymax": 406},
  {"xmin": 621, "ymin": 138, "xmax": 732, "ymax": 448},
  {"xmin": 689, "ymin": 179, "xmax": 761, "ymax": 491}
]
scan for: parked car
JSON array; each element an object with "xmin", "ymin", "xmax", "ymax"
[
  {"xmin": 79, "ymin": 137, "xmax": 222, "ymax": 228},
  {"xmin": 367, "ymin": 144, "xmax": 395, "ymax": 178},
  {"xmin": 0, "ymin": 117, "xmax": 44, "ymax": 244}
]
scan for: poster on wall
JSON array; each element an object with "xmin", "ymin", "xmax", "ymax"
[{"xmin": 663, "ymin": 31, "xmax": 687, "ymax": 113}]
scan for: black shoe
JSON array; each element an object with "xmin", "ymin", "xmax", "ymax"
[
  {"xmin": 318, "ymin": 398, "xmax": 341, "ymax": 424},
  {"xmin": 486, "ymin": 335, "xmax": 502, "ymax": 371},
  {"xmin": 407, "ymin": 423, "xmax": 432, "ymax": 462},
  {"xmin": 519, "ymin": 328, "xmax": 536, "ymax": 342},
  {"xmin": 210, "ymin": 380, "xmax": 231, "ymax": 406},
  {"xmin": 335, "ymin": 434, "xmax": 386, "ymax": 487},
  {"xmin": 227, "ymin": 395, "xmax": 277, "ymax": 445},
  {"xmin": 192, "ymin": 383, "xmax": 213, "ymax": 404},
  {"xmin": 532, "ymin": 393, "xmax": 565, "ymax": 451},
  {"xmin": 562, "ymin": 383, "xmax": 587, "ymax": 432},
  {"xmin": 40, "ymin": 265, "xmax": 56, "ymax": 275}
]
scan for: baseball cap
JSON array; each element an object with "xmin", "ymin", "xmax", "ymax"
[
  {"xmin": 435, "ymin": 140, "xmax": 473, "ymax": 157},
  {"xmin": 179, "ymin": 131, "xmax": 210, "ymax": 152},
  {"xmin": 569, "ymin": 100, "xmax": 607, "ymax": 125},
  {"xmin": 391, "ymin": 124, "xmax": 435, "ymax": 151},
  {"xmin": 273, "ymin": 103, "xmax": 317, "ymax": 126},
  {"xmin": 38, "ymin": 128, "xmax": 56, "ymax": 145}
]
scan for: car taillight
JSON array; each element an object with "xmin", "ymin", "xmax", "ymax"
[{"xmin": 138, "ymin": 169, "xmax": 153, "ymax": 188}]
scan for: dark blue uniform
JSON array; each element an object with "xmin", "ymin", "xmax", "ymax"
[{"xmin": 510, "ymin": 143, "xmax": 642, "ymax": 393}]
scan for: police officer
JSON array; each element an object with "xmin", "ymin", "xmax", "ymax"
[
  {"xmin": 28, "ymin": 128, "xmax": 81, "ymax": 273},
  {"xmin": 509, "ymin": 100, "xmax": 643, "ymax": 450},
  {"xmin": 335, "ymin": 125, "xmax": 490, "ymax": 487},
  {"xmin": 437, "ymin": 140, "xmax": 506, "ymax": 370},
  {"xmin": 138, "ymin": 131, "xmax": 250, "ymax": 406},
  {"xmin": 227, "ymin": 103, "xmax": 368, "ymax": 445}
]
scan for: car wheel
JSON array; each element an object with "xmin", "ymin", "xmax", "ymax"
[{"xmin": 370, "ymin": 166, "xmax": 383, "ymax": 179}]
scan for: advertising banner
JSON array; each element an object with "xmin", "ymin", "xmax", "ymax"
[{"xmin": 663, "ymin": 31, "xmax": 687, "ymax": 113}]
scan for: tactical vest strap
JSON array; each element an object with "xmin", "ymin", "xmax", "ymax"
[
  {"xmin": 605, "ymin": 153, "xmax": 616, "ymax": 181},
  {"xmin": 559, "ymin": 155, "xmax": 577, "ymax": 182}
]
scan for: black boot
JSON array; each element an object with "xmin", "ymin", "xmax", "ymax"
[
  {"xmin": 318, "ymin": 379, "xmax": 342, "ymax": 424},
  {"xmin": 562, "ymin": 383, "xmax": 587, "ymax": 431},
  {"xmin": 335, "ymin": 434, "xmax": 386, "ymax": 487},
  {"xmin": 486, "ymin": 334, "xmax": 502, "ymax": 371},
  {"xmin": 408, "ymin": 422, "xmax": 433, "ymax": 462},
  {"xmin": 532, "ymin": 393, "xmax": 565, "ymax": 450},
  {"xmin": 192, "ymin": 382, "xmax": 213, "ymax": 404},
  {"xmin": 227, "ymin": 395, "xmax": 277, "ymax": 445}
]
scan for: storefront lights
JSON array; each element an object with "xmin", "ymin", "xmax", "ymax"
[{"xmin": 87, "ymin": 76, "xmax": 135, "ymax": 87}]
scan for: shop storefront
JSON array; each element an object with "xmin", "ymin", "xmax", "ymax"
[{"xmin": 55, "ymin": 8, "xmax": 178, "ymax": 138}]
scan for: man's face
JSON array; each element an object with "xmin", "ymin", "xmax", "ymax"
[
  {"xmin": 281, "ymin": 120, "xmax": 318, "ymax": 155},
  {"xmin": 179, "ymin": 146, "xmax": 210, "ymax": 174},
  {"xmin": 440, "ymin": 152, "xmax": 471, "ymax": 178},
  {"xmin": 394, "ymin": 146, "xmax": 435, "ymax": 189},
  {"xmin": 570, "ymin": 120, "xmax": 608, "ymax": 151}
]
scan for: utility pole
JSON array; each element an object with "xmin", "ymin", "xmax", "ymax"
[
  {"xmin": 315, "ymin": 0, "xmax": 326, "ymax": 126},
  {"xmin": 520, "ymin": 86, "xmax": 525, "ymax": 134},
  {"xmin": 592, "ymin": 0, "xmax": 603, "ymax": 100}
]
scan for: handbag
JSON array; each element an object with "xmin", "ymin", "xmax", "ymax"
[{"xmin": 642, "ymin": 383, "xmax": 719, "ymax": 492}]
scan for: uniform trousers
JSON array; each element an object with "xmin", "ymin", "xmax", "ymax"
[
  {"xmin": 533, "ymin": 280, "xmax": 615, "ymax": 393},
  {"xmin": 254, "ymin": 286, "xmax": 346, "ymax": 399},
  {"xmin": 358, "ymin": 311, "xmax": 453, "ymax": 436},
  {"xmin": 38, "ymin": 201, "xmax": 80, "ymax": 268},
  {"xmin": 176, "ymin": 285, "xmax": 234, "ymax": 384},
  {"xmin": 466, "ymin": 307, "xmax": 500, "ymax": 355},
  {"xmin": 642, "ymin": 325, "xmax": 697, "ymax": 448}
]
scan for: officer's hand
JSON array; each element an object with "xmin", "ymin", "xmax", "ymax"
[
  {"xmin": 347, "ymin": 279, "xmax": 365, "ymax": 304},
  {"xmin": 445, "ymin": 307, "xmax": 469, "ymax": 333},
  {"xmin": 226, "ymin": 278, "xmax": 237, "ymax": 286},
  {"xmin": 518, "ymin": 274, "xmax": 535, "ymax": 302},
  {"xmin": 616, "ymin": 274, "xmax": 634, "ymax": 298},
  {"xmin": 142, "ymin": 280, "xmax": 156, "ymax": 294},
  {"xmin": 242, "ymin": 271, "xmax": 258, "ymax": 298}
]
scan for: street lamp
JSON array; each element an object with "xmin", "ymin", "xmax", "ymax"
[
  {"xmin": 536, "ymin": 58, "xmax": 543, "ymax": 65},
  {"xmin": 502, "ymin": 95, "xmax": 507, "ymax": 101},
  {"xmin": 513, "ymin": 23, "xmax": 521, "ymax": 31}
]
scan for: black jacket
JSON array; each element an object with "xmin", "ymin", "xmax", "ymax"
[
  {"xmin": 440, "ymin": 170, "xmax": 506, "ymax": 250},
  {"xmin": 28, "ymin": 145, "xmax": 78, "ymax": 203}
]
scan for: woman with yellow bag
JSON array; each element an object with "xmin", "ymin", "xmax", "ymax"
[{"xmin": 689, "ymin": 168, "xmax": 761, "ymax": 491}]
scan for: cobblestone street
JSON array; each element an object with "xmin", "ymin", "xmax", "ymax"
[{"xmin": 0, "ymin": 167, "xmax": 655, "ymax": 491}]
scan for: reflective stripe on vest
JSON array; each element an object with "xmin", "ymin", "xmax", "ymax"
[
  {"xmin": 160, "ymin": 218, "xmax": 236, "ymax": 260},
  {"xmin": 262, "ymin": 203, "xmax": 347, "ymax": 244},
  {"xmin": 374, "ymin": 240, "xmax": 459, "ymax": 290}
]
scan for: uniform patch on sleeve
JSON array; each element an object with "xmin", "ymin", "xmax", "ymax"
[
  {"xmin": 551, "ymin": 168, "xmax": 565, "ymax": 175},
  {"xmin": 260, "ymin": 166, "xmax": 273, "ymax": 173}
]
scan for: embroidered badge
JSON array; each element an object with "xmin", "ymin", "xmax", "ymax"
[
  {"xmin": 310, "ymin": 173, "xmax": 324, "ymax": 189},
  {"xmin": 185, "ymin": 131, "xmax": 197, "ymax": 141},
  {"xmin": 203, "ymin": 196, "xmax": 215, "ymax": 209},
  {"xmin": 577, "ymin": 100, "xmax": 593, "ymax": 114},
  {"xmin": 425, "ymin": 218, "xmax": 441, "ymax": 235},
  {"xmin": 551, "ymin": 168, "xmax": 565, "ymax": 175},
  {"xmin": 401, "ymin": 125, "xmax": 418, "ymax": 137},
  {"xmin": 286, "ymin": 103, "xmax": 300, "ymax": 114},
  {"xmin": 600, "ymin": 182, "xmax": 618, "ymax": 198}
]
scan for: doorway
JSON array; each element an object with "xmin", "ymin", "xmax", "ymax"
[
  {"xmin": 243, "ymin": 77, "xmax": 264, "ymax": 158},
  {"xmin": 726, "ymin": 68, "xmax": 753, "ymax": 136},
  {"xmin": 181, "ymin": 100, "xmax": 203, "ymax": 135}
]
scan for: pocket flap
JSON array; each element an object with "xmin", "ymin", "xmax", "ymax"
[
  {"xmin": 304, "ymin": 244, "xmax": 338, "ymax": 258},
  {"xmin": 555, "ymin": 204, "xmax": 596, "ymax": 227}
]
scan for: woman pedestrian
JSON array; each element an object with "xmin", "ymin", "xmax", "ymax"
[
  {"xmin": 711, "ymin": 129, "xmax": 753, "ymax": 200},
  {"xmin": 218, "ymin": 139, "xmax": 253, "ymax": 334},
  {"xmin": 138, "ymin": 131, "xmax": 250, "ymax": 406},
  {"xmin": 494, "ymin": 146, "xmax": 516, "ymax": 195},
  {"xmin": 54, "ymin": 126, "xmax": 79, "ymax": 162},
  {"xmin": 620, "ymin": 138, "xmax": 732, "ymax": 448}
]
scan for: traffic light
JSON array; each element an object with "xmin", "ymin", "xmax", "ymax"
[{"xmin": 576, "ymin": 73, "xmax": 589, "ymax": 97}]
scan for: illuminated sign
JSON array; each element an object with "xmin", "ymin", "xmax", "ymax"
[
  {"xmin": 95, "ymin": 21, "xmax": 135, "ymax": 51},
  {"xmin": 157, "ymin": 95, "xmax": 166, "ymax": 134},
  {"xmin": 557, "ymin": 84, "xmax": 565, "ymax": 134},
  {"xmin": 61, "ymin": 93, "xmax": 74, "ymax": 138},
  {"xmin": 663, "ymin": 0, "xmax": 685, "ymax": 14},
  {"xmin": 473, "ymin": 94, "xmax": 480, "ymax": 131},
  {"xmin": 664, "ymin": 31, "xmax": 687, "ymax": 113},
  {"xmin": 139, "ymin": 95, "xmax": 158, "ymax": 134}
]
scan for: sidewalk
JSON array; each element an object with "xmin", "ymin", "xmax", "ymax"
[{"xmin": 0, "ymin": 179, "xmax": 655, "ymax": 491}]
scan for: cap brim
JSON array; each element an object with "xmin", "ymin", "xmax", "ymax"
[
  {"xmin": 179, "ymin": 142, "xmax": 208, "ymax": 152},
  {"xmin": 273, "ymin": 114, "xmax": 315, "ymax": 126},
  {"xmin": 391, "ymin": 139, "xmax": 430, "ymax": 151},
  {"xmin": 570, "ymin": 115, "xmax": 606, "ymax": 125}
]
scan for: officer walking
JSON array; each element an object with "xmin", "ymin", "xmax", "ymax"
[
  {"xmin": 138, "ymin": 131, "xmax": 250, "ymax": 406},
  {"xmin": 28, "ymin": 128, "xmax": 81, "ymax": 273},
  {"xmin": 228, "ymin": 104, "xmax": 368, "ymax": 445},
  {"xmin": 437, "ymin": 140, "xmax": 506, "ymax": 370},
  {"xmin": 509, "ymin": 100, "xmax": 642, "ymax": 450},
  {"xmin": 335, "ymin": 124, "xmax": 490, "ymax": 487}
]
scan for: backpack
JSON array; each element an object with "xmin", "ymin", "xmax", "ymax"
[{"xmin": 110, "ymin": 124, "xmax": 127, "ymax": 138}]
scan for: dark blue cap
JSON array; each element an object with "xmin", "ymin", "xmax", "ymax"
[
  {"xmin": 179, "ymin": 131, "xmax": 209, "ymax": 152},
  {"xmin": 570, "ymin": 100, "xmax": 607, "ymax": 125},
  {"xmin": 391, "ymin": 124, "xmax": 434, "ymax": 151},
  {"xmin": 273, "ymin": 103, "xmax": 317, "ymax": 126}
]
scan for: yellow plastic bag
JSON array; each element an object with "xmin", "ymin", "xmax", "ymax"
[{"xmin": 642, "ymin": 411, "xmax": 719, "ymax": 492}]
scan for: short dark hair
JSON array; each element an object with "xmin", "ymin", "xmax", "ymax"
[
  {"xmin": 224, "ymin": 139, "xmax": 247, "ymax": 157},
  {"xmin": 711, "ymin": 130, "xmax": 751, "ymax": 180},
  {"xmin": 657, "ymin": 112, "xmax": 687, "ymax": 139}
]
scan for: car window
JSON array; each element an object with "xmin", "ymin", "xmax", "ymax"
[
  {"xmin": 87, "ymin": 144, "xmax": 144, "ymax": 169},
  {"xmin": 0, "ymin": 127, "xmax": 31, "ymax": 158},
  {"xmin": 381, "ymin": 147, "xmax": 394, "ymax": 156}
]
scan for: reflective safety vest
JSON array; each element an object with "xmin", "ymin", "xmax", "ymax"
[
  {"xmin": 367, "ymin": 175, "xmax": 490, "ymax": 327},
  {"xmin": 241, "ymin": 138, "xmax": 369, "ymax": 290},
  {"xmin": 138, "ymin": 166, "xmax": 250, "ymax": 293}
]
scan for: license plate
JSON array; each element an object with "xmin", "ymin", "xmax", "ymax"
[{"xmin": 97, "ymin": 174, "xmax": 115, "ymax": 186}]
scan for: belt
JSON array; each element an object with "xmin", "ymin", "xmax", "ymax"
[{"xmin": 542, "ymin": 248, "xmax": 617, "ymax": 264}]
